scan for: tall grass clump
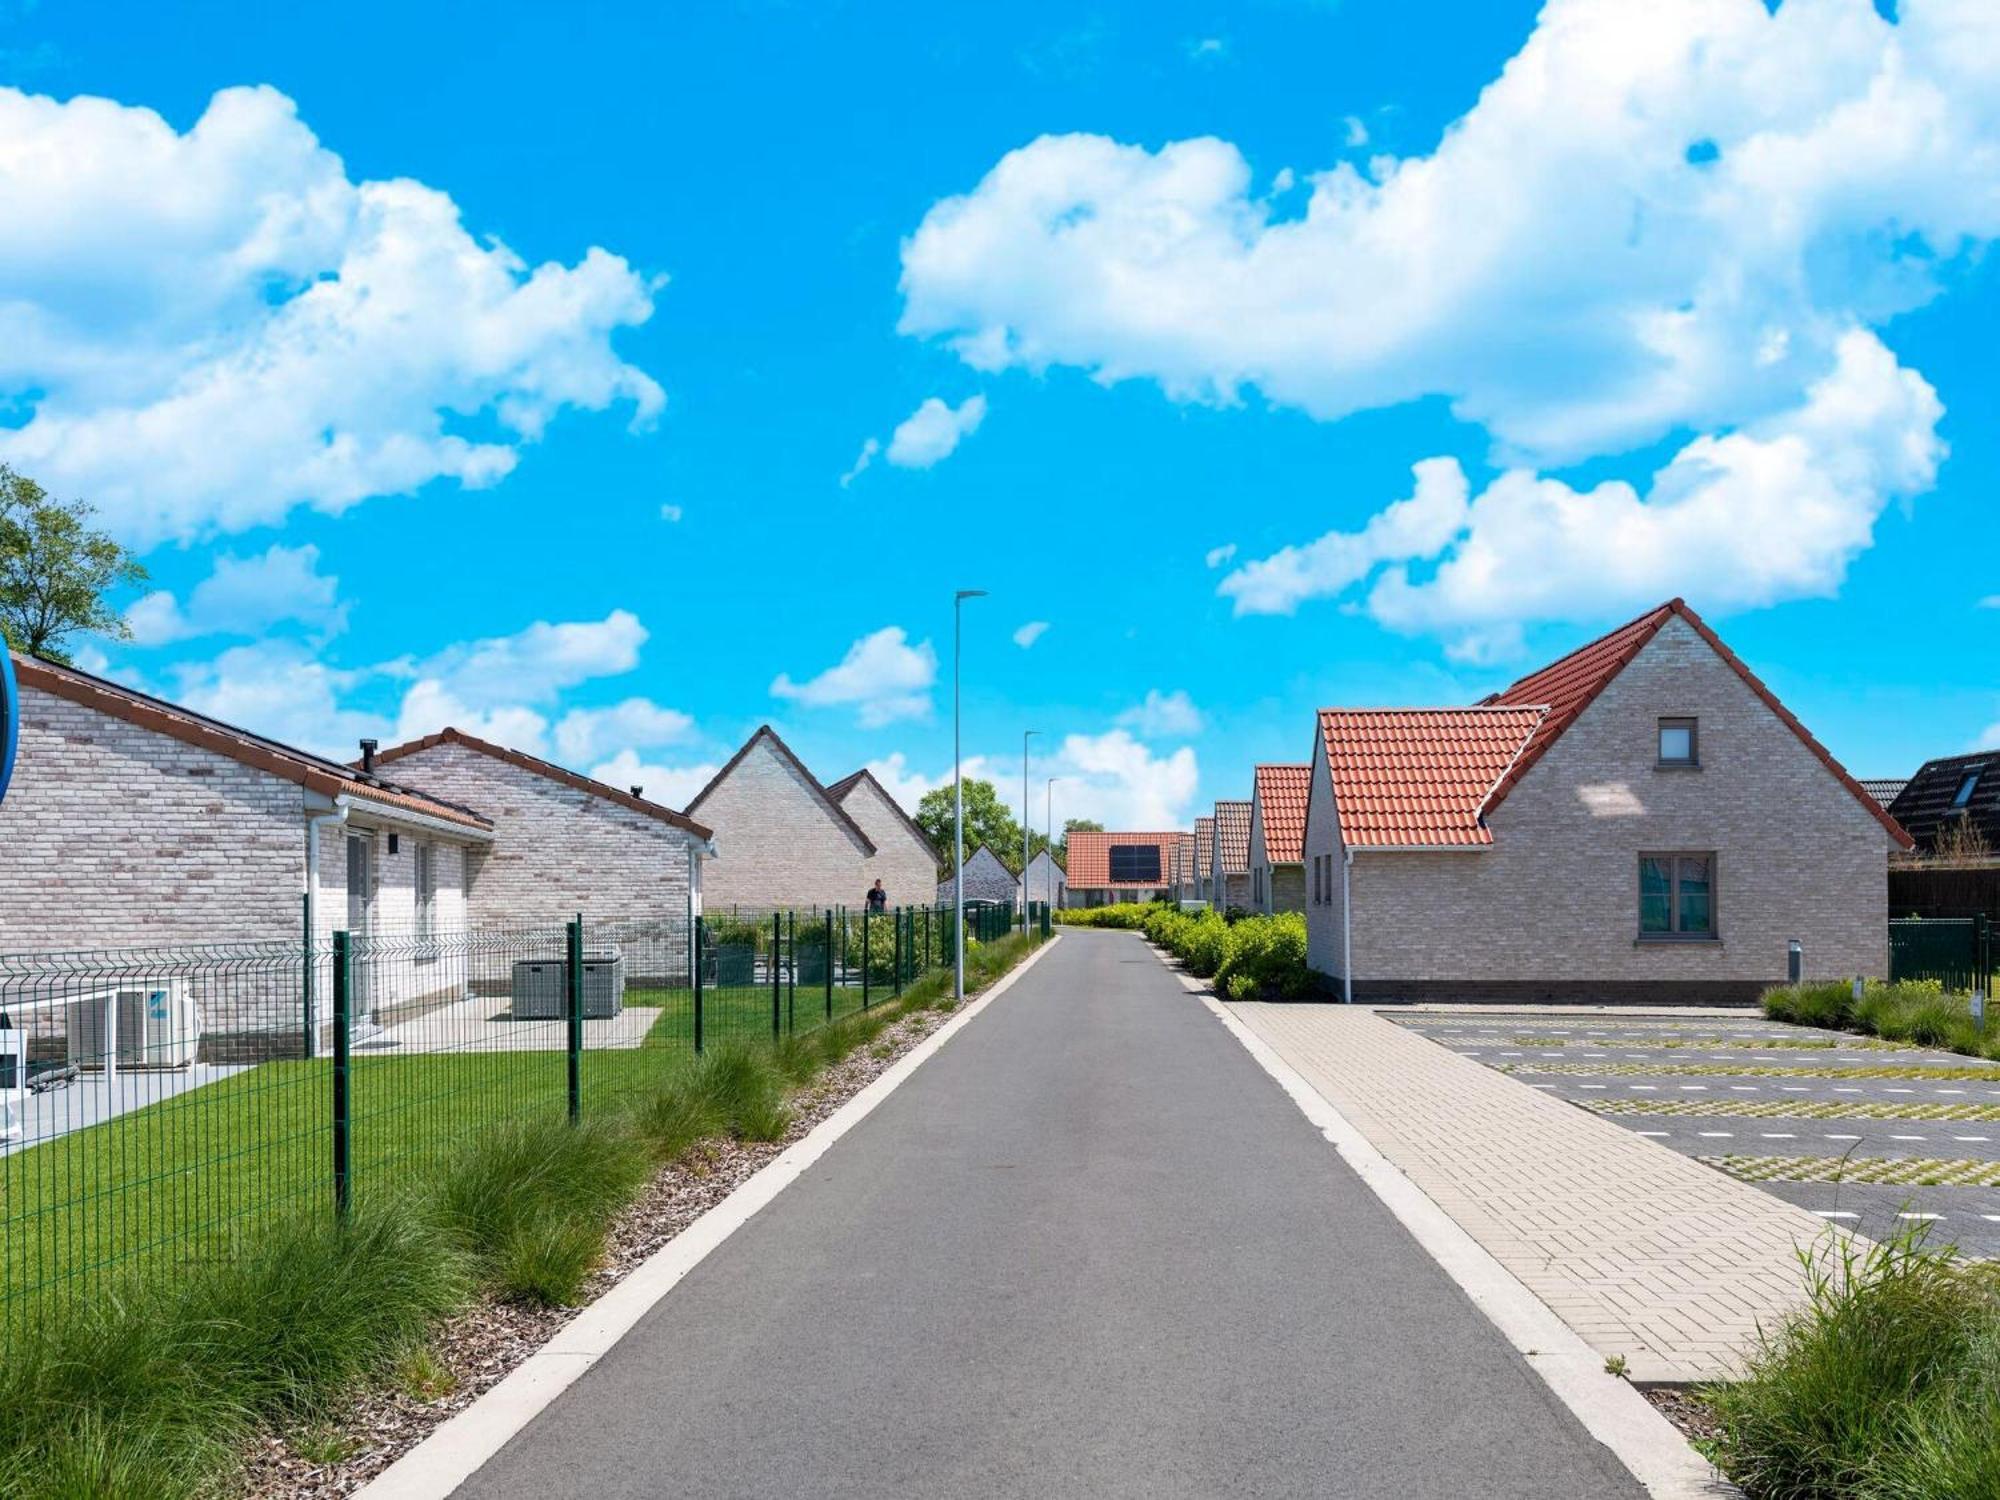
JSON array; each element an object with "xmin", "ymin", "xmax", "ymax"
[
  {"xmin": 0, "ymin": 1200, "xmax": 470, "ymax": 1499},
  {"xmin": 431, "ymin": 1116, "xmax": 651, "ymax": 1305},
  {"xmin": 1710, "ymin": 1226, "xmax": 2000, "ymax": 1500},
  {"xmin": 1764, "ymin": 977, "xmax": 2000, "ymax": 1059}
]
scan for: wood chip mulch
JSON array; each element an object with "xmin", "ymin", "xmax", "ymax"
[
  {"xmin": 1641, "ymin": 1383, "xmax": 1727, "ymax": 1450},
  {"xmin": 240, "ymin": 1006, "xmax": 952, "ymax": 1498}
]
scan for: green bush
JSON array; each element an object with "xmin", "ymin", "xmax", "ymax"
[
  {"xmin": 1214, "ymin": 913, "xmax": 1311, "ymax": 1000},
  {"xmin": 1055, "ymin": 902, "xmax": 1162, "ymax": 929},
  {"xmin": 1765, "ymin": 977, "xmax": 1995, "ymax": 1059},
  {"xmin": 1711, "ymin": 1227, "xmax": 2000, "ymax": 1500}
]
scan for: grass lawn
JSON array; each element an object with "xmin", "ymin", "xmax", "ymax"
[{"xmin": 1, "ymin": 972, "xmax": 917, "ymax": 1324}]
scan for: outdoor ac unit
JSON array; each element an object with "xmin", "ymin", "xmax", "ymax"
[
  {"xmin": 65, "ymin": 984, "xmax": 198, "ymax": 1070},
  {"xmin": 510, "ymin": 952, "xmax": 625, "ymax": 1020}
]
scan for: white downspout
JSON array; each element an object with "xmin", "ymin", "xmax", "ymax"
[
  {"xmin": 1341, "ymin": 847, "xmax": 1354, "ymax": 1006},
  {"xmin": 305, "ymin": 798, "xmax": 352, "ymax": 1048}
]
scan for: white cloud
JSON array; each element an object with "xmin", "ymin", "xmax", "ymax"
[
  {"xmin": 659, "ymin": 503, "xmax": 683, "ymax": 523},
  {"xmin": 902, "ymin": 1, "xmax": 2000, "ymax": 467},
  {"xmin": 770, "ymin": 625, "xmax": 938, "ymax": 726},
  {"xmin": 1117, "ymin": 688, "xmax": 1206, "ymax": 738},
  {"xmin": 1052, "ymin": 729, "xmax": 1199, "ymax": 827},
  {"xmin": 0, "ymin": 84, "xmax": 662, "ymax": 546},
  {"xmin": 1203, "ymin": 542, "xmax": 1237, "ymax": 569},
  {"xmin": 170, "ymin": 642, "xmax": 390, "ymax": 759},
  {"xmin": 587, "ymin": 749, "xmax": 723, "ymax": 810},
  {"xmin": 1222, "ymin": 330, "xmax": 1943, "ymax": 656},
  {"xmin": 1187, "ymin": 37, "xmax": 1228, "ymax": 62},
  {"xmin": 127, "ymin": 543, "xmax": 346, "ymax": 645},
  {"xmin": 839, "ymin": 438, "xmax": 879, "ymax": 488},
  {"xmin": 886, "ymin": 394, "xmax": 987, "ymax": 469},
  {"xmin": 552, "ymin": 697, "xmax": 694, "ymax": 765},
  {"xmin": 390, "ymin": 681, "xmax": 552, "ymax": 756},
  {"xmin": 1012, "ymin": 619, "xmax": 1050, "ymax": 648},
  {"xmin": 859, "ymin": 751, "xmax": 953, "ymax": 815},
  {"xmin": 395, "ymin": 609, "xmax": 647, "ymax": 708},
  {"xmin": 1979, "ymin": 722, "xmax": 2000, "ymax": 751},
  {"xmin": 1979, "ymin": 594, "xmax": 2000, "ymax": 609},
  {"xmin": 1342, "ymin": 115, "xmax": 1369, "ymax": 147}
]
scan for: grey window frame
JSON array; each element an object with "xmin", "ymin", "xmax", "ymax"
[
  {"xmin": 1657, "ymin": 717, "xmax": 1699, "ymax": 768},
  {"xmin": 1638, "ymin": 851, "xmax": 1719, "ymax": 942},
  {"xmin": 1953, "ymin": 771, "xmax": 1982, "ymax": 810}
]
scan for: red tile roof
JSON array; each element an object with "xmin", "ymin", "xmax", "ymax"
[
  {"xmin": 1252, "ymin": 765, "xmax": 1311, "ymax": 865},
  {"xmin": 1213, "ymin": 800, "xmax": 1252, "ymax": 874},
  {"xmin": 13, "ymin": 652, "xmax": 494, "ymax": 835},
  {"xmin": 1193, "ymin": 817, "xmax": 1215, "ymax": 880},
  {"xmin": 1317, "ymin": 708, "xmax": 1545, "ymax": 848},
  {"xmin": 1481, "ymin": 598, "xmax": 1911, "ymax": 848},
  {"xmin": 1065, "ymin": 830, "xmax": 1181, "ymax": 890}
]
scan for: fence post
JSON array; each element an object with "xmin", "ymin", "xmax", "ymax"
[
  {"xmin": 824, "ymin": 910, "xmax": 835, "ymax": 1020},
  {"xmin": 332, "ymin": 928, "xmax": 352, "ymax": 1219},
  {"xmin": 894, "ymin": 908, "xmax": 904, "ymax": 998},
  {"xmin": 862, "ymin": 913, "xmax": 872, "ymax": 1010},
  {"xmin": 693, "ymin": 915, "xmax": 706, "ymax": 1055},
  {"xmin": 771, "ymin": 912, "xmax": 782, "ymax": 1043},
  {"xmin": 567, "ymin": 914, "xmax": 583, "ymax": 1123},
  {"xmin": 301, "ymin": 892, "xmax": 315, "ymax": 1061},
  {"xmin": 787, "ymin": 911, "xmax": 796, "ymax": 1034}
]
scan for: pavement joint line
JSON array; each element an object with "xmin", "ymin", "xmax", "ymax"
[
  {"xmin": 354, "ymin": 933, "xmax": 1064, "ymax": 1500},
  {"xmin": 1188, "ymin": 980, "xmax": 1734, "ymax": 1500}
]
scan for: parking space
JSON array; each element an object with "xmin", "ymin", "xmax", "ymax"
[{"xmin": 1394, "ymin": 1011, "xmax": 2000, "ymax": 1256}]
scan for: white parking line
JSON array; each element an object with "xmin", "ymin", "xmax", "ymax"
[
  {"xmin": 1760, "ymin": 1133, "xmax": 1797, "ymax": 1140},
  {"xmin": 1812, "ymin": 1210, "xmax": 1858, "ymax": 1219},
  {"xmin": 1834, "ymin": 1088, "xmax": 1861, "ymax": 1094},
  {"xmin": 1729, "ymin": 1086, "xmax": 1758, "ymax": 1092},
  {"xmin": 1630, "ymin": 1085, "xmax": 1657, "ymax": 1092},
  {"xmin": 1637, "ymin": 1131, "xmax": 1669, "ymax": 1138},
  {"xmin": 1900, "ymin": 1212, "xmax": 1944, "ymax": 1221},
  {"xmin": 1697, "ymin": 1131, "xmax": 1733, "ymax": 1138},
  {"xmin": 1827, "ymin": 1134, "xmax": 1861, "ymax": 1141},
  {"xmin": 1938, "ymin": 1089, "xmax": 1967, "ymax": 1096},
  {"xmin": 1679, "ymin": 1085, "xmax": 1708, "ymax": 1092},
  {"xmin": 1956, "ymin": 1136, "xmax": 1991, "ymax": 1143},
  {"xmin": 1890, "ymin": 1135, "xmax": 1928, "ymax": 1142},
  {"xmin": 1885, "ymin": 1088, "xmax": 1915, "ymax": 1094},
  {"xmin": 1781, "ymin": 1086, "xmax": 1810, "ymax": 1093},
  {"xmin": 1580, "ymin": 1084, "xmax": 1607, "ymax": 1091}
]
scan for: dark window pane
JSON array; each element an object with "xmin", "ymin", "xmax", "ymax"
[
  {"xmin": 1659, "ymin": 721, "xmax": 1694, "ymax": 763},
  {"xmin": 1109, "ymin": 844, "xmax": 1161, "ymax": 883},
  {"xmin": 1677, "ymin": 855, "xmax": 1712, "ymax": 934},
  {"xmin": 1639, "ymin": 856, "xmax": 1672, "ymax": 932}
]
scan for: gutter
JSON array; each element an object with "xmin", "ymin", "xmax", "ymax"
[{"xmin": 1341, "ymin": 847, "xmax": 1353, "ymax": 1006}]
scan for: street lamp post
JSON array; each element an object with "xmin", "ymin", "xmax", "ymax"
[
  {"xmin": 954, "ymin": 589, "xmax": 986, "ymax": 1000},
  {"xmin": 1045, "ymin": 776, "xmax": 1063, "ymax": 914},
  {"xmin": 1021, "ymin": 729, "xmax": 1040, "ymax": 933}
]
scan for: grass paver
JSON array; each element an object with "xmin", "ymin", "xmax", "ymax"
[
  {"xmin": 1574, "ymin": 1096, "xmax": 2000, "ymax": 1122},
  {"xmin": 1502, "ymin": 1059, "xmax": 2000, "ymax": 1081},
  {"xmin": 1706, "ymin": 1154, "xmax": 2000, "ymax": 1188}
]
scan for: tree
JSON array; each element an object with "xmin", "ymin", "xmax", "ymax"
[
  {"xmin": 1058, "ymin": 817, "xmax": 1103, "ymax": 866},
  {"xmin": 916, "ymin": 777, "xmax": 1027, "ymax": 874},
  {"xmin": 0, "ymin": 466, "xmax": 145, "ymax": 663}
]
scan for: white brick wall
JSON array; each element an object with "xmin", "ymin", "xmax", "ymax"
[
  {"xmin": 690, "ymin": 737, "xmax": 874, "ymax": 913},
  {"xmin": 1303, "ymin": 744, "xmax": 1349, "ymax": 979},
  {"xmin": 1304, "ymin": 617, "xmax": 1895, "ymax": 1001},
  {"xmin": 837, "ymin": 776, "xmax": 943, "ymax": 911}
]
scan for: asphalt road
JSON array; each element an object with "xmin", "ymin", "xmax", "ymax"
[{"xmin": 460, "ymin": 931, "xmax": 1642, "ymax": 1500}]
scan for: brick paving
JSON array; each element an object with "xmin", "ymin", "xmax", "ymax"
[{"xmin": 1230, "ymin": 1001, "xmax": 1840, "ymax": 1383}]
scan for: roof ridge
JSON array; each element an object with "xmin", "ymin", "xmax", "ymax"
[
  {"xmin": 827, "ymin": 765, "xmax": 943, "ymax": 864},
  {"xmin": 682, "ymin": 725, "xmax": 876, "ymax": 855}
]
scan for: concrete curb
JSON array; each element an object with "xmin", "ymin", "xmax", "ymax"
[
  {"xmin": 357, "ymin": 934, "xmax": 1063, "ymax": 1500},
  {"xmin": 1182, "ymin": 970, "xmax": 1740, "ymax": 1500}
]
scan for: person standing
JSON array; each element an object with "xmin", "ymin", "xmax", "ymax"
[{"xmin": 866, "ymin": 878, "xmax": 887, "ymax": 914}]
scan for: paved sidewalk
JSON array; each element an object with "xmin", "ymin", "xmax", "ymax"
[
  {"xmin": 457, "ymin": 931, "xmax": 1643, "ymax": 1499},
  {"xmin": 1232, "ymin": 1001, "xmax": 1834, "ymax": 1382}
]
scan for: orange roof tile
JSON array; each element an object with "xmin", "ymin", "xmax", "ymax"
[
  {"xmin": 1482, "ymin": 598, "xmax": 1911, "ymax": 848},
  {"xmin": 1065, "ymin": 830, "xmax": 1180, "ymax": 890},
  {"xmin": 1317, "ymin": 708, "xmax": 1544, "ymax": 848},
  {"xmin": 1213, "ymin": 799, "xmax": 1252, "ymax": 874},
  {"xmin": 1252, "ymin": 764, "xmax": 1311, "ymax": 864},
  {"xmin": 1193, "ymin": 816, "xmax": 1215, "ymax": 880}
]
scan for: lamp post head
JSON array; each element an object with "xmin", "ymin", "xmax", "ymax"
[{"xmin": 956, "ymin": 589, "xmax": 988, "ymax": 601}]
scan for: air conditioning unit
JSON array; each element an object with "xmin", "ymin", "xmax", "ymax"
[
  {"xmin": 65, "ymin": 984, "xmax": 199, "ymax": 1070},
  {"xmin": 510, "ymin": 952, "xmax": 625, "ymax": 1020}
]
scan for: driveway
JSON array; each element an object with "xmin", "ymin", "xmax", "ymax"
[{"xmin": 457, "ymin": 930, "xmax": 1642, "ymax": 1499}]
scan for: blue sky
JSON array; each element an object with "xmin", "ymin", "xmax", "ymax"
[{"xmin": 2, "ymin": 0, "xmax": 1996, "ymax": 830}]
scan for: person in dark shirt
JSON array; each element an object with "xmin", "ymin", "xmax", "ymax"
[{"xmin": 866, "ymin": 879, "xmax": 887, "ymax": 913}]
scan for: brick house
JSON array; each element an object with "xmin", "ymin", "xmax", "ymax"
[
  {"xmin": 369, "ymin": 727, "xmax": 714, "ymax": 982},
  {"xmin": 1248, "ymin": 764, "xmax": 1309, "ymax": 914},
  {"xmin": 1301, "ymin": 600, "xmax": 1912, "ymax": 1003},
  {"xmin": 1192, "ymin": 816, "xmax": 1214, "ymax": 906},
  {"xmin": 1022, "ymin": 849, "xmax": 1067, "ymax": 911},
  {"xmin": 1065, "ymin": 830, "xmax": 1179, "ymax": 908},
  {"xmin": 938, "ymin": 844, "xmax": 1018, "ymax": 905},
  {"xmin": 825, "ymin": 767, "xmax": 943, "ymax": 910},
  {"xmin": 1168, "ymin": 831, "xmax": 1197, "ymax": 903},
  {"xmin": 0, "ymin": 652, "xmax": 492, "ymax": 1057},
  {"xmin": 1210, "ymin": 799, "xmax": 1252, "ymax": 912},
  {"xmin": 683, "ymin": 726, "xmax": 880, "ymax": 913}
]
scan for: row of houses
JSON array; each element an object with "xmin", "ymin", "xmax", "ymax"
[
  {"xmin": 0, "ymin": 654, "xmax": 964, "ymax": 1052},
  {"xmin": 1065, "ymin": 600, "xmax": 1926, "ymax": 1003}
]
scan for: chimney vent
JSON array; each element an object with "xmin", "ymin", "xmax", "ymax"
[
  {"xmin": 630, "ymin": 786, "xmax": 644, "ymax": 799},
  {"xmin": 359, "ymin": 738, "xmax": 379, "ymax": 774}
]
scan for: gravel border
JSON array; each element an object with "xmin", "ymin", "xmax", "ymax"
[{"xmin": 240, "ymin": 1002, "xmax": 956, "ymax": 1498}]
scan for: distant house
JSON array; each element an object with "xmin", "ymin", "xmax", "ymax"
[
  {"xmin": 938, "ymin": 844, "xmax": 1018, "ymax": 905},
  {"xmin": 825, "ymin": 768, "xmax": 943, "ymax": 910},
  {"xmin": 1889, "ymin": 754, "xmax": 1998, "ymax": 856},
  {"xmin": 1022, "ymin": 848, "xmax": 1067, "ymax": 910},
  {"xmin": 1248, "ymin": 764, "xmax": 1310, "ymax": 914},
  {"xmin": 683, "ymin": 726, "xmax": 879, "ymax": 913},
  {"xmin": 1301, "ymin": 600, "xmax": 1911, "ymax": 1003},
  {"xmin": 369, "ymin": 727, "xmax": 714, "ymax": 981},
  {"xmin": 1166, "ymin": 831, "xmax": 1198, "ymax": 903},
  {"xmin": 1065, "ymin": 830, "xmax": 1180, "ymax": 908},
  {"xmin": 1193, "ymin": 816, "xmax": 1214, "ymax": 905},
  {"xmin": 1210, "ymin": 799, "xmax": 1252, "ymax": 912},
  {"xmin": 0, "ymin": 652, "xmax": 493, "ymax": 1059},
  {"xmin": 1860, "ymin": 778, "xmax": 1908, "ymax": 810}
]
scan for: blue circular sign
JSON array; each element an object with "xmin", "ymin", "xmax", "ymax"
[{"xmin": 0, "ymin": 646, "xmax": 16, "ymax": 807}]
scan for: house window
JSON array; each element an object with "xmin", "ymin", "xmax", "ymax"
[
  {"xmin": 1953, "ymin": 771, "xmax": 1982, "ymax": 810},
  {"xmin": 415, "ymin": 843, "xmax": 437, "ymax": 937},
  {"xmin": 1658, "ymin": 717, "xmax": 1698, "ymax": 767},
  {"xmin": 1639, "ymin": 853, "xmax": 1716, "ymax": 939},
  {"xmin": 1108, "ymin": 844, "xmax": 1162, "ymax": 883}
]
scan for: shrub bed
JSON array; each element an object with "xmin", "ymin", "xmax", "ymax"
[
  {"xmin": 1140, "ymin": 906, "xmax": 1312, "ymax": 1000},
  {"xmin": 1764, "ymin": 978, "xmax": 1998, "ymax": 1058},
  {"xmin": 1054, "ymin": 903, "xmax": 1162, "ymax": 929}
]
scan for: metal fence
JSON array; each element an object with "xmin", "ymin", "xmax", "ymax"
[
  {"xmin": 1889, "ymin": 915, "xmax": 1994, "ymax": 994},
  {"xmin": 0, "ymin": 899, "xmax": 1047, "ymax": 1332}
]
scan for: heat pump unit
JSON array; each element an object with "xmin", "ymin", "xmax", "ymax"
[
  {"xmin": 66, "ymin": 984, "xmax": 198, "ymax": 1070},
  {"xmin": 510, "ymin": 952, "xmax": 625, "ymax": 1020}
]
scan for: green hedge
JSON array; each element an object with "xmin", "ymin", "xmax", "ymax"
[
  {"xmin": 1142, "ymin": 907, "xmax": 1312, "ymax": 999},
  {"xmin": 1762, "ymin": 977, "xmax": 2000, "ymax": 1057},
  {"xmin": 1053, "ymin": 903, "xmax": 1161, "ymax": 929}
]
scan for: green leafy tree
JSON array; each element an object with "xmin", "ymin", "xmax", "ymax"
[
  {"xmin": 917, "ymin": 777, "xmax": 1026, "ymax": 874},
  {"xmin": 1057, "ymin": 817, "xmax": 1103, "ymax": 866},
  {"xmin": 0, "ymin": 466, "xmax": 146, "ymax": 662}
]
